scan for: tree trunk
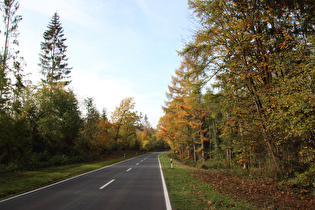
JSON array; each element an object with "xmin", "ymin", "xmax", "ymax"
[
  {"xmin": 226, "ymin": 149, "xmax": 231, "ymax": 168},
  {"xmin": 248, "ymin": 78, "xmax": 281, "ymax": 171},
  {"xmin": 193, "ymin": 141, "xmax": 196, "ymax": 162},
  {"xmin": 201, "ymin": 135, "xmax": 205, "ymax": 160}
]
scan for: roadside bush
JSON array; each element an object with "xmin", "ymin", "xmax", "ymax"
[
  {"xmin": 26, "ymin": 151, "xmax": 81, "ymax": 169},
  {"xmin": 289, "ymin": 163, "xmax": 315, "ymax": 188},
  {"xmin": 196, "ymin": 159, "xmax": 207, "ymax": 169},
  {"xmin": 50, "ymin": 154, "xmax": 69, "ymax": 166},
  {"xmin": 27, "ymin": 150, "xmax": 51, "ymax": 169},
  {"xmin": 183, "ymin": 159, "xmax": 197, "ymax": 167},
  {"xmin": 0, "ymin": 163, "xmax": 19, "ymax": 174},
  {"xmin": 200, "ymin": 159, "xmax": 223, "ymax": 169},
  {"xmin": 182, "ymin": 158, "xmax": 228, "ymax": 169}
]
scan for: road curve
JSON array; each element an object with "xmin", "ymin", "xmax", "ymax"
[{"xmin": 0, "ymin": 152, "xmax": 172, "ymax": 210}]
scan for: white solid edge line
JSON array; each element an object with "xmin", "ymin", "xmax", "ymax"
[
  {"xmin": 0, "ymin": 155, "xmax": 145, "ymax": 204},
  {"xmin": 158, "ymin": 155, "xmax": 172, "ymax": 210},
  {"xmin": 99, "ymin": 179, "xmax": 115, "ymax": 190}
]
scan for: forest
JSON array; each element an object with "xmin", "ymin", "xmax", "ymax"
[
  {"xmin": 158, "ymin": 0, "xmax": 315, "ymax": 187},
  {"xmin": 0, "ymin": 0, "xmax": 168, "ymax": 172},
  {"xmin": 2, "ymin": 0, "xmax": 315, "ymax": 189}
]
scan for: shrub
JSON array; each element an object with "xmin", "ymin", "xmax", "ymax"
[
  {"xmin": 0, "ymin": 163, "xmax": 19, "ymax": 173},
  {"xmin": 203, "ymin": 159, "xmax": 224, "ymax": 169},
  {"xmin": 289, "ymin": 163, "xmax": 315, "ymax": 188}
]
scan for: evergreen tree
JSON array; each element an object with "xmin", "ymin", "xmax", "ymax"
[{"xmin": 39, "ymin": 12, "xmax": 72, "ymax": 87}]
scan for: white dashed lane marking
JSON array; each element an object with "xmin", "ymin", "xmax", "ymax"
[{"xmin": 99, "ymin": 179, "xmax": 115, "ymax": 190}]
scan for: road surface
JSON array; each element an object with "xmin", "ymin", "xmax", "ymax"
[{"xmin": 0, "ymin": 152, "xmax": 172, "ymax": 210}]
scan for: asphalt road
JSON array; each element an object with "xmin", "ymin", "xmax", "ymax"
[{"xmin": 0, "ymin": 152, "xmax": 172, "ymax": 210}]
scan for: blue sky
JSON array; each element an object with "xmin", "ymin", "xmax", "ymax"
[{"xmin": 18, "ymin": 0, "xmax": 192, "ymax": 127}]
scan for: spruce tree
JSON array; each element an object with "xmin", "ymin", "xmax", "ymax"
[{"xmin": 39, "ymin": 12, "xmax": 72, "ymax": 87}]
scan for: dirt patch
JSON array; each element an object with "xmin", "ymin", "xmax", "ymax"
[{"xmin": 193, "ymin": 169, "xmax": 315, "ymax": 209}]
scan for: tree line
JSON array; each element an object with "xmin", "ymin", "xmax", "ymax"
[
  {"xmin": 0, "ymin": 0, "xmax": 167, "ymax": 171},
  {"xmin": 158, "ymin": 0, "xmax": 315, "ymax": 183}
]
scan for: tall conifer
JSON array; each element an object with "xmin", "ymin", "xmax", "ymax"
[{"xmin": 39, "ymin": 12, "xmax": 72, "ymax": 87}]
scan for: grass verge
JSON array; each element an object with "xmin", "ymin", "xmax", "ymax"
[
  {"xmin": 0, "ymin": 154, "xmax": 136, "ymax": 201},
  {"xmin": 159, "ymin": 153, "xmax": 253, "ymax": 209}
]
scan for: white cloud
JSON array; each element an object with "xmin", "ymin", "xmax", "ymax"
[{"xmin": 71, "ymin": 72, "xmax": 135, "ymax": 111}]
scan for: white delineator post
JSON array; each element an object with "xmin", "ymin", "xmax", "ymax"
[{"xmin": 170, "ymin": 158, "xmax": 173, "ymax": 169}]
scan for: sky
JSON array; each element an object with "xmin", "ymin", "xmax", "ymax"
[{"xmin": 18, "ymin": 0, "xmax": 193, "ymax": 127}]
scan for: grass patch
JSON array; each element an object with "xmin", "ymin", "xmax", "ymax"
[
  {"xmin": 0, "ymin": 155, "xmax": 133, "ymax": 200},
  {"xmin": 159, "ymin": 153, "xmax": 253, "ymax": 209}
]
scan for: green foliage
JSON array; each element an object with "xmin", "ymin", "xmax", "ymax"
[
  {"xmin": 289, "ymin": 163, "xmax": 315, "ymax": 188},
  {"xmin": 0, "ymin": 110, "xmax": 30, "ymax": 165},
  {"xmin": 33, "ymin": 85, "xmax": 82, "ymax": 154},
  {"xmin": 201, "ymin": 159, "xmax": 224, "ymax": 169}
]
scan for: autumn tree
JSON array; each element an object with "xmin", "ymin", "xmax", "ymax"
[
  {"xmin": 136, "ymin": 115, "xmax": 167, "ymax": 151},
  {"xmin": 111, "ymin": 97, "xmax": 142, "ymax": 150},
  {"xmin": 76, "ymin": 98, "xmax": 114, "ymax": 158},
  {"xmin": 159, "ymin": 59, "xmax": 193, "ymax": 158},
  {"xmin": 180, "ymin": 0, "xmax": 315, "ymax": 171},
  {"xmin": 159, "ymin": 57, "xmax": 211, "ymax": 161},
  {"xmin": 39, "ymin": 12, "xmax": 72, "ymax": 87}
]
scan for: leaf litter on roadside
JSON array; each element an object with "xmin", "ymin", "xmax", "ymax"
[{"xmin": 193, "ymin": 169, "xmax": 315, "ymax": 209}]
